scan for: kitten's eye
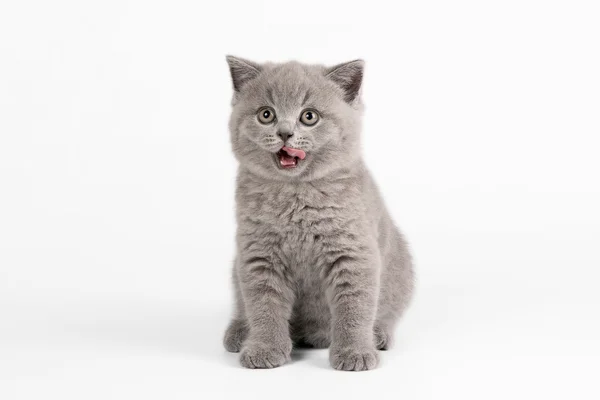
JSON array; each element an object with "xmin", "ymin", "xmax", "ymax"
[
  {"xmin": 257, "ymin": 107, "xmax": 276, "ymax": 124},
  {"xmin": 300, "ymin": 109, "xmax": 319, "ymax": 126}
]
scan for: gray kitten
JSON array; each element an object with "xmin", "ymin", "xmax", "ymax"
[{"xmin": 223, "ymin": 56, "xmax": 414, "ymax": 371}]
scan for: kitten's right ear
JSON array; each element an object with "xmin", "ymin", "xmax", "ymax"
[
  {"xmin": 226, "ymin": 55, "xmax": 261, "ymax": 92},
  {"xmin": 325, "ymin": 59, "xmax": 364, "ymax": 103}
]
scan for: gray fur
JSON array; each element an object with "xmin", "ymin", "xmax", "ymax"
[{"xmin": 223, "ymin": 56, "xmax": 414, "ymax": 371}]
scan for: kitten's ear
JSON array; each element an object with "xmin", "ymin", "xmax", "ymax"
[
  {"xmin": 325, "ymin": 59, "xmax": 365, "ymax": 103},
  {"xmin": 226, "ymin": 55, "xmax": 262, "ymax": 92}
]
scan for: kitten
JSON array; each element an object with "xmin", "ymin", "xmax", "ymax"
[{"xmin": 223, "ymin": 56, "xmax": 414, "ymax": 371}]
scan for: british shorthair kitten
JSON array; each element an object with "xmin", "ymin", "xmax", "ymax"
[{"xmin": 223, "ymin": 56, "xmax": 414, "ymax": 371}]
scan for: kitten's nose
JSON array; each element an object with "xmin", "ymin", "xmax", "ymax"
[{"xmin": 277, "ymin": 130, "xmax": 293, "ymax": 142}]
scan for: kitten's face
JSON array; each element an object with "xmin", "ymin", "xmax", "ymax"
[{"xmin": 227, "ymin": 57, "xmax": 364, "ymax": 181}]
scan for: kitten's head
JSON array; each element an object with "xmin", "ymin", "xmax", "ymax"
[{"xmin": 226, "ymin": 56, "xmax": 364, "ymax": 181}]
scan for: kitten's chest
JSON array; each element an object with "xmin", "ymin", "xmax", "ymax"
[
  {"xmin": 236, "ymin": 180, "xmax": 356, "ymax": 265},
  {"xmin": 240, "ymin": 188, "xmax": 338, "ymax": 237}
]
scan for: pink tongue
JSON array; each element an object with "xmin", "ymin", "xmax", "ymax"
[
  {"xmin": 281, "ymin": 146, "xmax": 306, "ymax": 160},
  {"xmin": 280, "ymin": 153, "xmax": 297, "ymax": 167}
]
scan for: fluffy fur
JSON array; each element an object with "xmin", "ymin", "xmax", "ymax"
[{"xmin": 223, "ymin": 56, "xmax": 414, "ymax": 371}]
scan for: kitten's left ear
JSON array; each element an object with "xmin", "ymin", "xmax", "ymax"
[
  {"xmin": 325, "ymin": 59, "xmax": 365, "ymax": 103},
  {"xmin": 226, "ymin": 55, "xmax": 262, "ymax": 92}
]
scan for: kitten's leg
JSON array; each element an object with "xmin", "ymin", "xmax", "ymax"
[
  {"xmin": 224, "ymin": 319, "xmax": 248, "ymax": 352},
  {"xmin": 325, "ymin": 252, "xmax": 380, "ymax": 371},
  {"xmin": 224, "ymin": 261, "xmax": 248, "ymax": 352},
  {"xmin": 238, "ymin": 256, "xmax": 294, "ymax": 369},
  {"xmin": 374, "ymin": 239, "xmax": 414, "ymax": 351},
  {"xmin": 373, "ymin": 321, "xmax": 393, "ymax": 350}
]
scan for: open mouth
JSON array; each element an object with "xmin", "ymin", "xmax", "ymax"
[{"xmin": 277, "ymin": 146, "xmax": 306, "ymax": 169}]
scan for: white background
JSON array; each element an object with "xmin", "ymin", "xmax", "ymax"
[{"xmin": 1, "ymin": 0, "xmax": 599, "ymax": 399}]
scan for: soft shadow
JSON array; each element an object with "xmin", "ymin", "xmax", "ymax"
[{"xmin": 290, "ymin": 347, "xmax": 310, "ymax": 363}]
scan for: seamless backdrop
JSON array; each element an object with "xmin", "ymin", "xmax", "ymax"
[{"xmin": 1, "ymin": 1, "xmax": 599, "ymax": 399}]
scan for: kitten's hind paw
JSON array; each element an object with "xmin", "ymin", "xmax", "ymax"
[
  {"xmin": 239, "ymin": 341, "xmax": 292, "ymax": 369},
  {"xmin": 330, "ymin": 346, "xmax": 379, "ymax": 371},
  {"xmin": 223, "ymin": 319, "xmax": 248, "ymax": 353},
  {"xmin": 374, "ymin": 324, "xmax": 393, "ymax": 350}
]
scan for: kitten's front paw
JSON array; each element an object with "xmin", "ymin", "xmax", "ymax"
[
  {"xmin": 330, "ymin": 345, "xmax": 379, "ymax": 371},
  {"xmin": 239, "ymin": 340, "xmax": 292, "ymax": 369}
]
